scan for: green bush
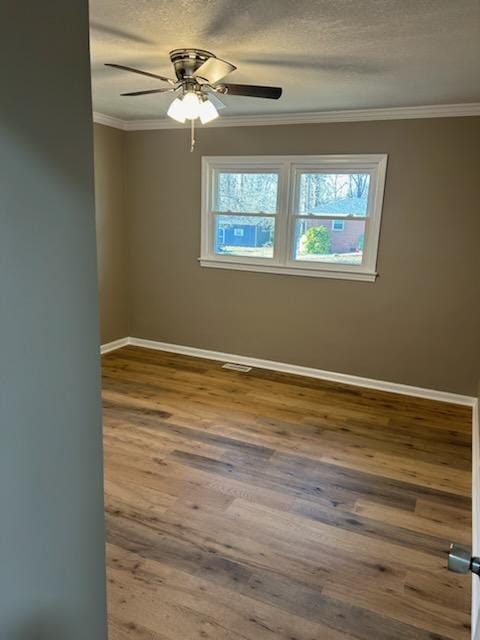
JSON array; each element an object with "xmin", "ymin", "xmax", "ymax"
[{"xmin": 303, "ymin": 226, "xmax": 331, "ymax": 255}]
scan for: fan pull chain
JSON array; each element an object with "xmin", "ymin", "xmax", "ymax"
[{"xmin": 190, "ymin": 119, "xmax": 196, "ymax": 152}]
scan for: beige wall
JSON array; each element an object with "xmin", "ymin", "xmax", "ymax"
[
  {"xmin": 94, "ymin": 117, "xmax": 480, "ymax": 395},
  {"xmin": 94, "ymin": 123, "xmax": 129, "ymax": 343},
  {"xmin": 122, "ymin": 117, "xmax": 480, "ymax": 396}
]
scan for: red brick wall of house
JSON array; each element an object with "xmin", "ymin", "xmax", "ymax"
[{"xmin": 304, "ymin": 220, "xmax": 363, "ymax": 253}]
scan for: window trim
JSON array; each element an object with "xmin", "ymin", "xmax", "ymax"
[
  {"xmin": 200, "ymin": 155, "xmax": 388, "ymax": 282},
  {"xmin": 331, "ymin": 220, "xmax": 345, "ymax": 231}
]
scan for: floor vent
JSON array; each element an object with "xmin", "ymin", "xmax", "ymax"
[{"xmin": 222, "ymin": 362, "xmax": 252, "ymax": 373}]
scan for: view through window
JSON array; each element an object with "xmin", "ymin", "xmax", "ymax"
[{"xmin": 201, "ymin": 155, "xmax": 387, "ymax": 281}]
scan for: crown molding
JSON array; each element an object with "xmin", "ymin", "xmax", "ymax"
[
  {"xmin": 93, "ymin": 112, "xmax": 128, "ymax": 130},
  {"xmin": 93, "ymin": 102, "xmax": 480, "ymax": 131}
]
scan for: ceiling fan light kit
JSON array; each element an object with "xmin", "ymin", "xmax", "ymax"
[
  {"xmin": 106, "ymin": 48, "xmax": 283, "ymax": 150},
  {"xmin": 167, "ymin": 92, "xmax": 219, "ymax": 125},
  {"xmin": 166, "ymin": 97, "xmax": 186, "ymax": 123},
  {"xmin": 198, "ymin": 97, "xmax": 220, "ymax": 124}
]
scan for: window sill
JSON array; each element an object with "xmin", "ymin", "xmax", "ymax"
[{"xmin": 199, "ymin": 258, "xmax": 377, "ymax": 282}]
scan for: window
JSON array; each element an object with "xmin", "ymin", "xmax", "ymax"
[{"xmin": 201, "ymin": 155, "xmax": 387, "ymax": 281}]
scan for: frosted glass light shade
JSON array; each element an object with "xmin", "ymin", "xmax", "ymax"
[
  {"xmin": 199, "ymin": 98, "xmax": 219, "ymax": 124},
  {"xmin": 182, "ymin": 92, "xmax": 201, "ymax": 119},
  {"xmin": 167, "ymin": 98, "xmax": 186, "ymax": 123},
  {"xmin": 167, "ymin": 93, "xmax": 220, "ymax": 124}
]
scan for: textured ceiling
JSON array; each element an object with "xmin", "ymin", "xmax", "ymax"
[{"xmin": 90, "ymin": 0, "xmax": 480, "ymax": 121}]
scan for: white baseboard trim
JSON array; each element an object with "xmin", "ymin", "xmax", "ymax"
[
  {"xmin": 472, "ymin": 398, "xmax": 479, "ymax": 639},
  {"xmin": 101, "ymin": 336, "xmax": 476, "ymax": 406},
  {"xmin": 100, "ymin": 337, "xmax": 130, "ymax": 354}
]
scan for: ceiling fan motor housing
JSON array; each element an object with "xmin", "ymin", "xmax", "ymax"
[{"xmin": 169, "ymin": 49, "xmax": 215, "ymax": 82}]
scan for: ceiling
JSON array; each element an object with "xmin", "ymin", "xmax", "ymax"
[{"xmin": 90, "ymin": 0, "xmax": 480, "ymax": 121}]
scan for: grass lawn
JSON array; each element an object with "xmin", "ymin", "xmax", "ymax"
[
  {"xmin": 298, "ymin": 252, "xmax": 363, "ymax": 265},
  {"xmin": 219, "ymin": 246, "xmax": 362, "ymax": 265},
  {"xmin": 219, "ymin": 246, "xmax": 274, "ymax": 258}
]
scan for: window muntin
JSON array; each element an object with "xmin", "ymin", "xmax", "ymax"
[{"xmin": 201, "ymin": 156, "xmax": 387, "ymax": 281}]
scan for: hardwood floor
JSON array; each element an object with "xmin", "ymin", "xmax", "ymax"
[{"xmin": 102, "ymin": 346, "xmax": 472, "ymax": 640}]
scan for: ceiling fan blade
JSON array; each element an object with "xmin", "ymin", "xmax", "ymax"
[
  {"xmin": 105, "ymin": 63, "xmax": 175, "ymax": 85},
  {"xmin": 121, "ymin": 88, "xmax": 174, "ymax": 96},
  {"xmin": 206, "ymin": 91, "xmax": 227, "ymax": 110},
  {"xmin": 194, "ymin": 57, "xmax": 236, "ymax": 84},
  {"xmin": 216, "ymin": 83, "xmax": 282, "ymax": 99}
]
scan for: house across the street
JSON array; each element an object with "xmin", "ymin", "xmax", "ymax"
[{"xmin": 300, "ymin": 194, "xmax": 367, "ymax": 254}]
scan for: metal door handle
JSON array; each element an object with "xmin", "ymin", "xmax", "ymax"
[{"xmin": 448, "ymin": 543, "xmax": 480, "ymax": 575}]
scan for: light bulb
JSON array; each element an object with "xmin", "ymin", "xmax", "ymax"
[
  {"xmin": 199, "ymin": 98, "xmax": 219, "ymax": 124},
  {"xmin": 167, "ymin": 97, "xmax": 186, "ymax": 123},
  {"xmin": 182, "ymin": 92, "xmax": 201, "ymax": 120}
]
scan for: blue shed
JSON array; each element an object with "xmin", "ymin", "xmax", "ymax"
[{"xmin": 216, "ymin": 219, "xmax": 273, "ymax": 251}]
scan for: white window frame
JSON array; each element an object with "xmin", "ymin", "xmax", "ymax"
[
  {"xmin": 200, "ymin": 154, "xmax": 388, "ymax": 282},
  {"xmin": 331, "ymin": 220, "xmax": 345, "ymax": 231}
]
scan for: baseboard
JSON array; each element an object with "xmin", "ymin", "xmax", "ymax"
[
  {"xmin": 101, "ymin": 336, "xmax": 476, "ymax": 406},
  {"xmin": 472, "ymin": 398, "xmax": 479, "ymax": 639},
  {"xmin": 100, "ymin": 337, "xmax": 129, "ymax": 354}
]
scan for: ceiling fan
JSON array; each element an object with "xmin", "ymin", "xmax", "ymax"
[{"xmin": 106, "ymin": 48, "xmax": 283, "ymax": 126}]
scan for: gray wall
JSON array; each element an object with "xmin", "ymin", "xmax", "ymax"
[
  {"xmin": 0, "ymin": 2, "xmax": 107, "ymax": 638},
  {"xmin": 94, "ymin": 123, "xmax": 129, "ymax": 343},
  {"xmin": 121, "ymin": 117, "xmax": 480, "ymax": 396}
]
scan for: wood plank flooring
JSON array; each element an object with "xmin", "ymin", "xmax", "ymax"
[{"xmin": 102, "ymin": 346, "xmax": 472, "ymax": 640}]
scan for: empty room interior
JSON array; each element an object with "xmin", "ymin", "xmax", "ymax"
[{"xmin": 2, "ymin": 1, "xmax": 480, "ymax": 639}]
